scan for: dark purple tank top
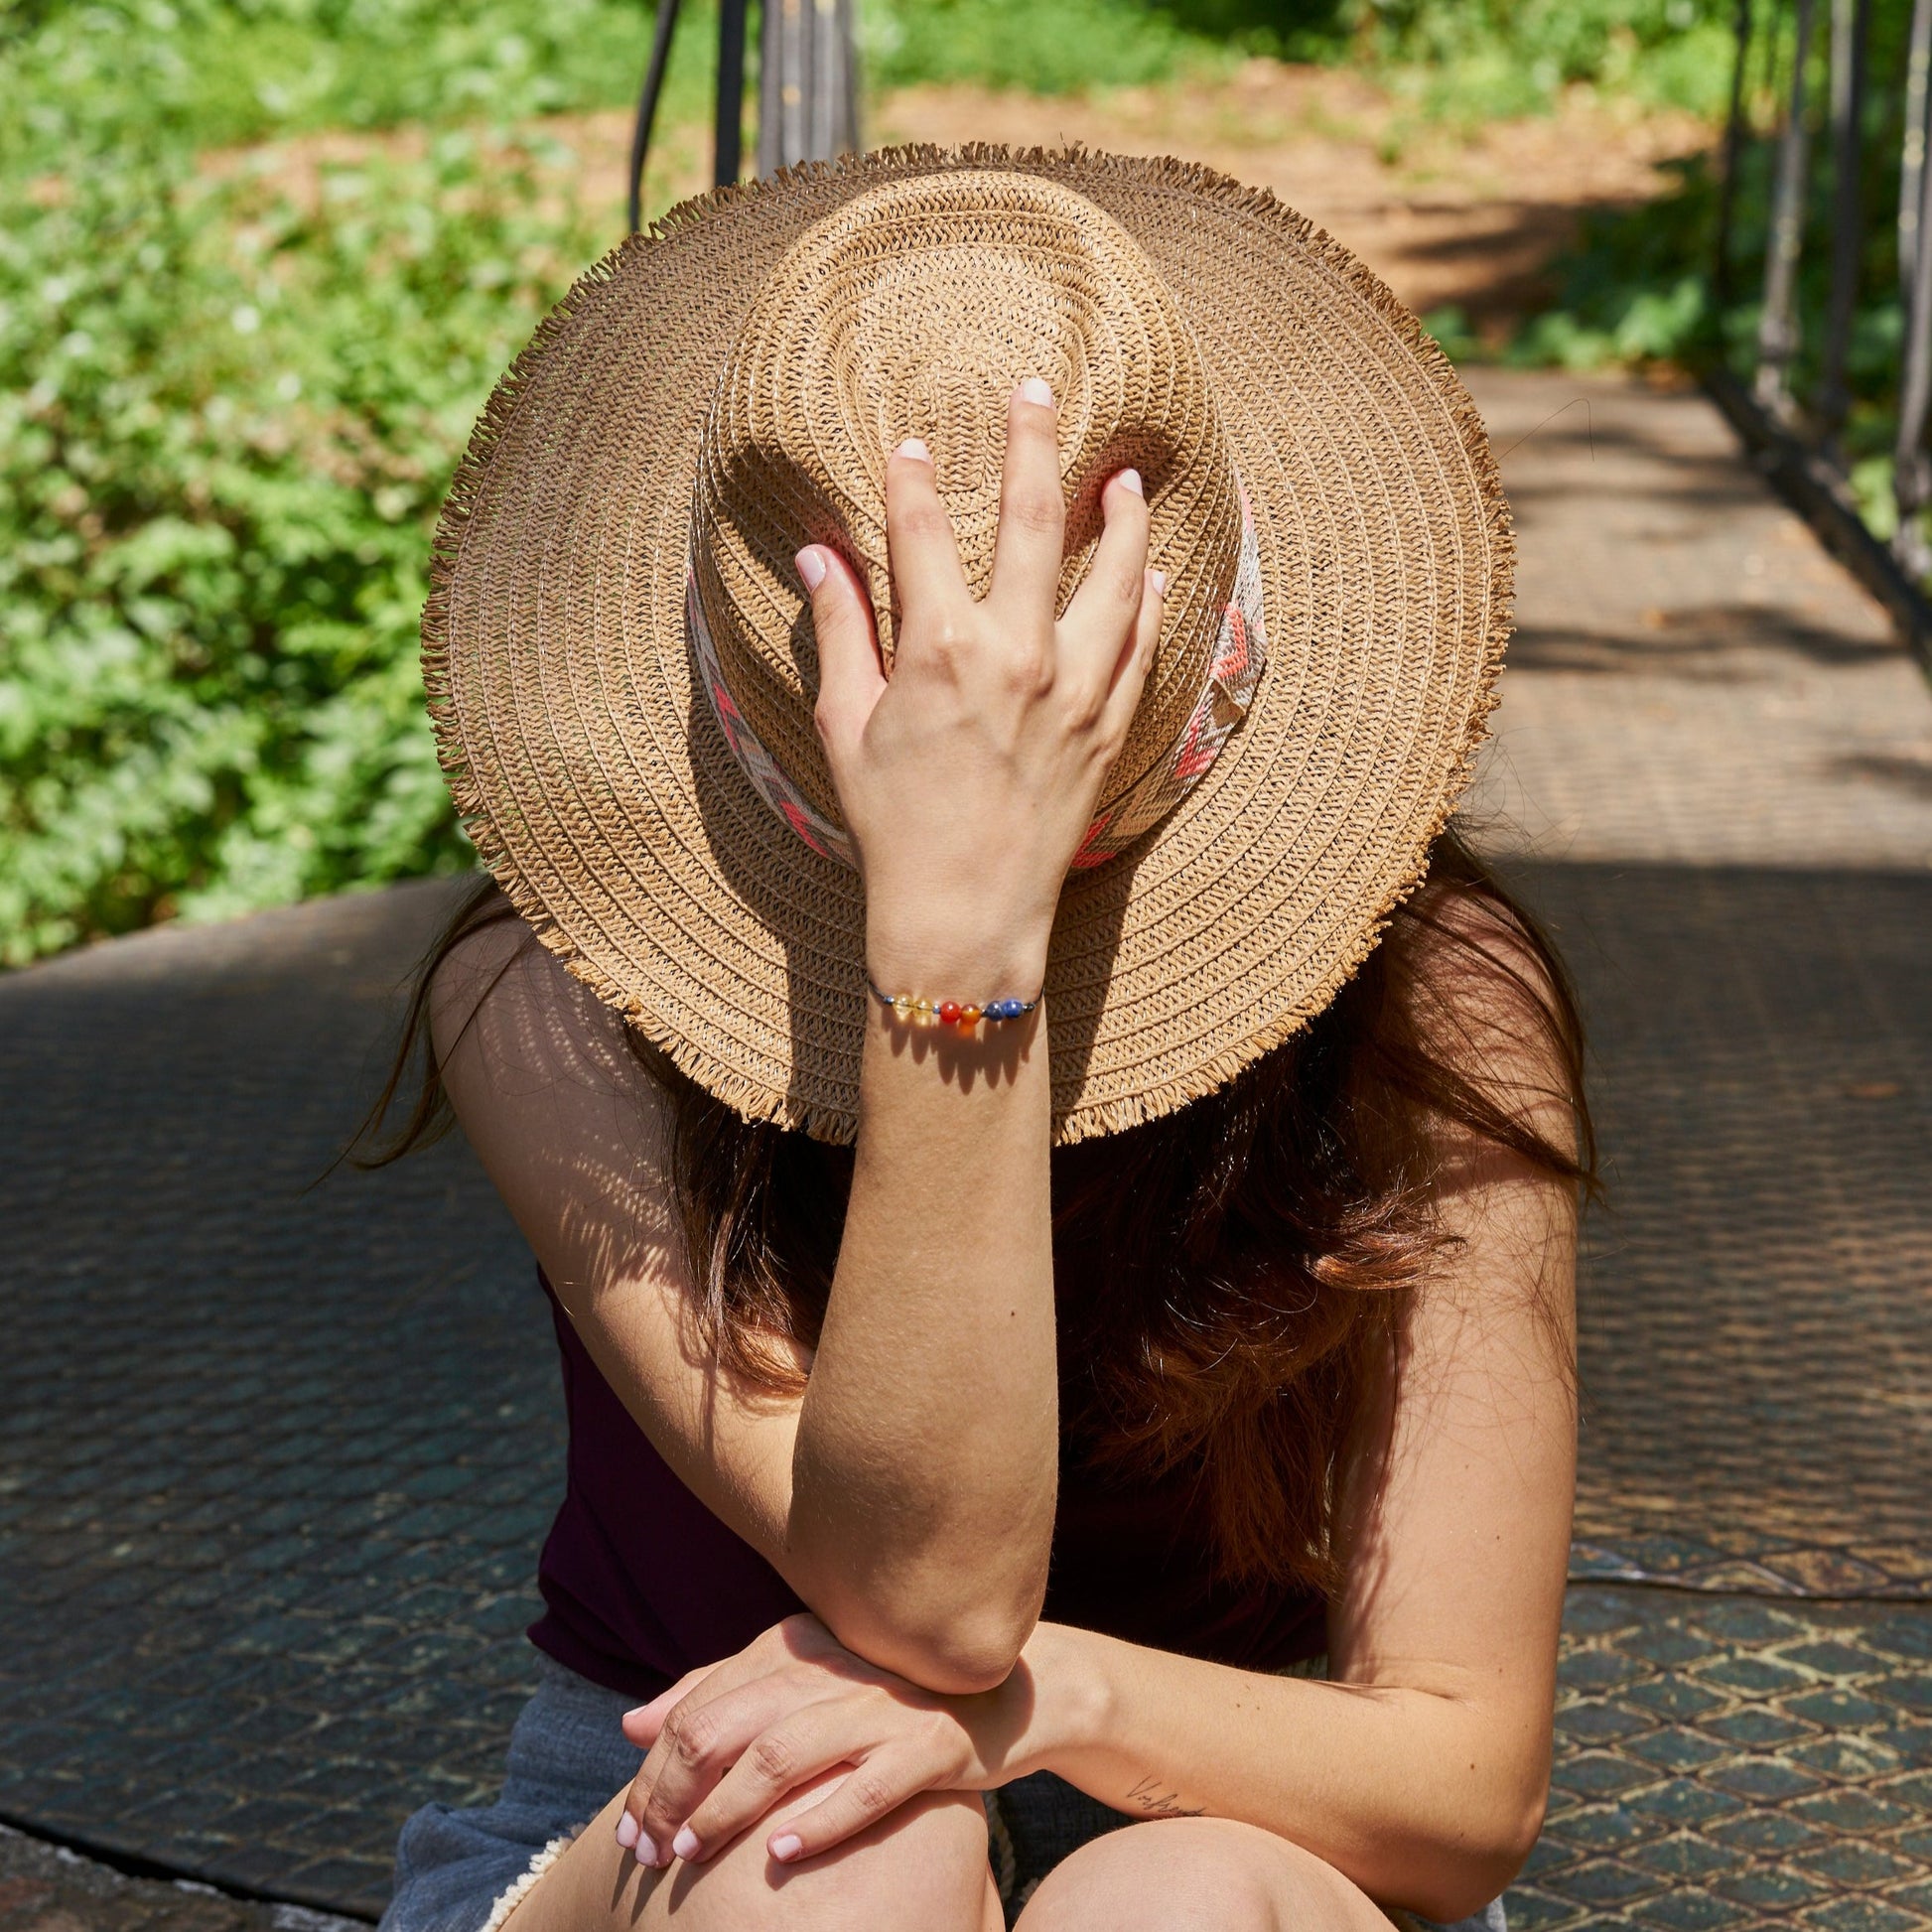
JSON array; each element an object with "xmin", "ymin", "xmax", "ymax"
[{"xmin": 527, "ymin": 1272, "xmax": 1325, "ymax": 1698}]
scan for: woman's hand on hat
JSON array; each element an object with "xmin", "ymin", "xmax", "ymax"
[
  {"xmin": 612, "ymin": 1611, "xmax": 1077, "ymax": 1871},
  {"xmin": 796, "ymin": 379, "xmax": 1165, "ymax": 1000}
]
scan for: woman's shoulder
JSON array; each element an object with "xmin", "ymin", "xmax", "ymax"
[
  {"xmin": 1394, "ymin": 862, "xmax": 1575, "ymax": 1043},
  {"xmin": 1383, "ymin": 857, "xmax": 1590, "ymax": 1180},
  {"xmin": 428, "ymin": 889, "xmax": 671, "ymax": 1119}
]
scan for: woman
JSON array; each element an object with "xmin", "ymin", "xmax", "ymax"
[{"xmin": 371, "ymin": 153, "xmax": 1589, "ymax": 1932}]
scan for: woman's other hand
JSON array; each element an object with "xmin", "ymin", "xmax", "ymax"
[
  {"xmin": 800, "ymin": 379, "xmax": 1164, "ymax": 1000},
  {"xmin": 612, "ymin": 1613, "xmax": 1076, "ymax": 1871}
]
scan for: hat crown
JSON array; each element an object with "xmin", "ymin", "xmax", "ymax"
[{"xmin": 691, "ymin": 168, "xmax": 1244, "ymax": 836}]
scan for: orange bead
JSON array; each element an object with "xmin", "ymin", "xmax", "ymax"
[
  {"xmin": 958, "ymin": 1005, "xmax": 981, "ymax": 1028},
  {"xmin": 938, "ymin": 1002, "xmax": 962, "ymax": 1025}
]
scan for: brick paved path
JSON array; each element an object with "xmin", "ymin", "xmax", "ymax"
[
  {"xmin": 1, "ymin": 370, "xmax": 1928, "ymax": 1932},
  {"xmin": 1463, "ymin": 371, "xmax": 1932, "ymax": 1931},
  {"xmin": 1464, "ymin": 371, "xmax": 1932, "ymax": 1605}
]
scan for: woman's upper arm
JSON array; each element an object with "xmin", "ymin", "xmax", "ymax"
[
  {"xmin": 1325, "ymin": 906, "xmax": 1581, "ymax": 1835},
  {"xmin": 428, "ymin": 914, "xmax": 805, "ymax": 1567}
]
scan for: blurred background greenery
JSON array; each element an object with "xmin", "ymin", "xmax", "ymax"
[{"xmin": 0, "ymin": 0, "xmax": 1910, "ymax": 960}]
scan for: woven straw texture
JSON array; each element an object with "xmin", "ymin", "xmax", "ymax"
[{"xmin": 425, "ymin": 146, "xmax": 1513, "ymax": 1143}]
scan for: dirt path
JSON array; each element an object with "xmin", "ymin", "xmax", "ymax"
[{"xmin": 214, "ymin": 61, "xmax": 1710, "ymax": 335}]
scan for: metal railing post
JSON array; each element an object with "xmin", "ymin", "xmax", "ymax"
[
  {"xmin": 715, "ymin": 0, "xmax": 751, "ymax": 187},
  {"xmin": 759, "ymin": 0, "xmax": 861, "ymax": 177},
  {"xmin": 1893, "ymin": 0, "xmax": 1932, "ymax": 579},
  {"xmin": 1706, "ymin": 0, "xmax": 1932, "ymax": 666},
  {"xmin": 1817, "ymin": 0, "xmax": 1870, "ymax": 452},
  {"xmin": 625, "ymin": 0, "xmax": 684, "ymax": 235},
  {"xmin": 1897, "ymin": 0, "xmax": 1932, "ymax": 580},
  {"xmin": 1754, "ymin": 0, "xmax": 1820, "ymax": 415},
  {"xmin": 1714, "ymin": 0, "xmax": 1757, "ymax": 318}
]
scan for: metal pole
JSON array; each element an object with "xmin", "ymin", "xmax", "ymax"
[
  {"xmin": 1754, "ymin": 0, "xmax": 1819, "ymax": 416},
  {"xmin": 1896, "ymin": 0, "xmax": 1932, "ymax": 581},
  {"xmin": 715, "ymin": 0, "xmax": 750, "ymax": 188},
  {"xmin": 1817, "ymin": 0, "xmax": 1870, "ymax": 452},
  {"xmin": 758, "ymin": 0, "xmax": 860, "ymax": 177},
  {"xmin": 626, "ymin": 0, "xmax": 684, "ymax": 235},
  {"xmin": 1714, "ymin": 0, "xmax": 1757, "ymax": 320},
  {"xmin": 1902, "ymin": 0, "xmax": 1932, "ymax": 305}
]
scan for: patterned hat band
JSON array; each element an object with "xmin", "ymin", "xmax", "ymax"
[{"xmin": 689, "ymin": 482, "xmax": 1270, "ymax": 873}]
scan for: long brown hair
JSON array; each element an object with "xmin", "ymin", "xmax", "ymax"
[{"xmin": 357, "ymin": 826, "xmax": 1592, "ymax": 1599}]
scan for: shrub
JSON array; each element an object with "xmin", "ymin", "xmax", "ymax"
[{"xmin": 0, "ymin": 132, "xmax": 601, "ymax": 959}]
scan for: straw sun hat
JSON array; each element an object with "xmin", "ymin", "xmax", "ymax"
[{"xmin": 425, "ymin": 145, "xmax": 1511, "ymax": 1144}]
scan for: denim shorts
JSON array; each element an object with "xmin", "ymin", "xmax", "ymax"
[{"xmin": 378, "ymin": 1653, "xmax": 1505, "ymax": 1932}]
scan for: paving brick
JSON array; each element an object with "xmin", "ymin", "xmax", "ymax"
[
  {"xmin": 1717, "ymin": 1862, "xmax": 1834, "ymax": 1911},
  {"xmin": 1630, "ymin": 1887, "xmax": 1746, "ymax": 1930},
  {"xmin": 1801, "ymin": 1896, "xmax": 1922, "ymax": 1932},
  {"xmin": 1627, "ymin": 1835, "xmax": 1738, "ymax": 1882}
]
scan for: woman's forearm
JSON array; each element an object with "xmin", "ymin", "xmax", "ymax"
[
  {"xmin": 1026, "ymin": 1623, "xmax": 1549, "ymax": 1922},
  {"xmin": 753, "ymin": 413, "xmax": 1155, "ymax": 1696},
  {"xmin": 785, "ymin": 989, "xmax": 1059, "ymax": 1695}
]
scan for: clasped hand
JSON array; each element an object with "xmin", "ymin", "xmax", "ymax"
[
  {"xmin": 801, "ymin": 376, "xmax": 1163, "ymax": 998},
  {"xmin": 614, "ymin": 1613, "xmax": 1042, "ymax": 1870}
]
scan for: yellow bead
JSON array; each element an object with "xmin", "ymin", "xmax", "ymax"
[{"xmin": 892, "ymin": 995, "xmax": 912, "ymax": 1020}]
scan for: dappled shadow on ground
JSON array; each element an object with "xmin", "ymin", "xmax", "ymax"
[
  {"xmin": 1508, "ymin": 604, "xmax": 1906, "ymax": 678},
  {"xmin": 1834, "ymin": 751, "xmax": 1932, "ymax": 803},
  {"xmin": 1501, "ymin": 452, "xmax": 1771, "ymax": 514}
]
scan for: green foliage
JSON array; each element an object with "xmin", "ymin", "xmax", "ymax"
[
  {"xmin": 1501, "ymin": 154, "xmax": 1722, "ymax": 368},
  {"xmin": 2, "ymin": 0, "xmax": 716, "ymax": 167},
  {"xmin": 1347, "ymin": 0, "xmax": 1740, "ymax": 119},
  {"xmin": 0, "ymin": 0, "xmax": 1780, "ymax": 961},
  {"xmin": 862, "ymin": 0, "xmax": 1232, "ymax": 94},
  {"xmin": 0, "ymin": 132, "xmax": 601, "ymax": 959},
  {"xmin": 1455, "ymin": 0, "xmax": 1915, "ymax": 569}
]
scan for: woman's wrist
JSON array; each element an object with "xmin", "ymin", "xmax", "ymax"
[
  {"xmin": 1009, "ymin": 1621, "xmax": 1118, "ymax": 1780},
  {"xmin": 864, "ymin": 903, "xmax": 1051, "ymax": 1012}
]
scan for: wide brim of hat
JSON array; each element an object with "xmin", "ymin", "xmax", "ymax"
[{"xmin": 425, "ymin": 144, "xmax": 1512, "ymax": 1145}]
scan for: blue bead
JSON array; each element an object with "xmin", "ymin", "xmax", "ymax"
[{"xmin": 993, "ymin": 999, "xmax": 1017, "ymax": 1020}]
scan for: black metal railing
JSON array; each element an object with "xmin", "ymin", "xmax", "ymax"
[
  {"xmin": 626, "ymin": 0, "xmax": 861, "ymax": 235},
  {"xmin": 1710, "ymin": 0, "xmax": 1932, "ymax": 667}
]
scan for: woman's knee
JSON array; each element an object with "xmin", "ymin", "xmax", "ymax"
[
  {"xmin": 1015, "ymin": 1818, "xmax": 1389, "ymax": 1932},
  {"xmin": 665, "ymin": 1783, "xmax": 994, "ymax": 1931},
  {"xmin": 504, "ymin": 1781, "xmax": 995, "ymax": 1932}
]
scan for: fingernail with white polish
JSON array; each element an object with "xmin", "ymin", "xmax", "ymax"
[
  {"xmin": 795, "ymin": 546, "xmax": 827, "ymax": 591},
  {"xmin": 635, "ymin": 1836, "xmax": 660, "ymax": 1866},
  {"xmin": 770, "ymin": 1834, "xmax": 803, "ymax": 1863},
  {"xmin": 1118, "ymin": 469, "xmax": 1143, "ymax": 496},
  {"xmin": 671, "ymin": 1827, "xmax": 700, "ymax": 1863},
  {"xmin": 1018, "ymin": 376, "xmax": 1052, "ymax": 407},
  {"xmin": 895, "ymin": 437, "xmax": 931, "ymax": 463},
  {"xmin": 1150, "ymin": 569, "xmax": 1167, "ymax": 595},
  {"xmin": 615, "ymin": 1812, "xmax": 638, "ymax": 1850}
]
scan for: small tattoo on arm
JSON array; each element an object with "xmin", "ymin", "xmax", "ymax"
[{"xmin": 1124, "ymin": 1773, "xmax": 1205, "ymax": 1819}]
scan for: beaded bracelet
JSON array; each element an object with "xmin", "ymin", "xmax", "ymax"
[{"xmin": 865, "ymin": 974, "xmax": 1040, "ymax": 1029}]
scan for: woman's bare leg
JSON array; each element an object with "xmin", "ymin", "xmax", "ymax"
[
  {"xmin": 499, "ymin": 1772, "xmax": 1002, "ymax": 1932},
  {"xmin": 1015, "ymin": 1817, "xmax": 1399, "ymax": 1932}
]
